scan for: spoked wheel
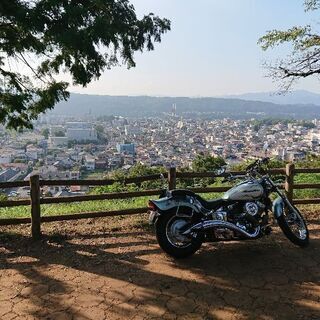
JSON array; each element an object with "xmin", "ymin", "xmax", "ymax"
[
  {"xmin": 277, "ymin": 203, "xmax": 309, "ymax": 247},
  {"xmin": 155, "ymin": 211, "xmax": 203, "ymax": 258}
]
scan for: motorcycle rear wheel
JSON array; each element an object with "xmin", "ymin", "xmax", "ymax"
[
  {"xmin": 276, "ymin": 204, "xmax": 309, "ymax": 247},
  {"xmin": 155, "ymin": 211, "xmax": 203, "ymax": 258}
]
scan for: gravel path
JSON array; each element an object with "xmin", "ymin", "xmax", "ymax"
[{"xmin": 0, "ymin": 218, "xmax": 320, "ymax": 320}]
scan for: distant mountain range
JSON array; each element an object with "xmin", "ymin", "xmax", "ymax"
[
  {"xmin": 51, "ymin": 90, "xmax": 320, "ymax": 120},
  {"xmin": 224, "ymin": 90, "xmax": 320, "ymax": 105}
]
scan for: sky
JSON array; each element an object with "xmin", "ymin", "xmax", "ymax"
[{"xmin": 70, "ymin": 0, "xmax": 320, "ymax": 97}]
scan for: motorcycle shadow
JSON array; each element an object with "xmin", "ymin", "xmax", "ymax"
[
  {"xmin": 161, "ymin": 223, "xmax": 320, "ymax": 318},
  {"xmin": 175, "ymin": 223, "xmax": 319, "ymax": 269}
]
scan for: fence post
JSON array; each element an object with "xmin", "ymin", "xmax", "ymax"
[
  {"xmin": 30, "ymin": 175, "xmax": 41, "ymax": 240},
  {"xmin": 168, "ymin": 167, "xmax": 176, "ymax": 190},
  {"xmin": 285, "ymin": 163, "xmax": 295, "ymax": 204}
]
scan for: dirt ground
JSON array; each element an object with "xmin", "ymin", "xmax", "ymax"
[{"xmin": 0, "ymin": 214, "xmax": 320, "ymax": 320}]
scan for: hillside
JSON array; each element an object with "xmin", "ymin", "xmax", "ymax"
[{"xmin": 51, "ymin": 93, "xmax": 320, "ymax": 119}]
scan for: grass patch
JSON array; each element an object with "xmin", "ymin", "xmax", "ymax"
[
  {"xmin": 294, "ymin": 173, "xmax": 320, "ymax": 199},
  {"xmin": 0, "ymin": 197, "xmax": 151, "ymax": 219}
]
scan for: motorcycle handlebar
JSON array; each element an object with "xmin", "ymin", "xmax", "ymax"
[
  {"xmin": 245, "ymin": 157, "xmax": 270, "ymax": 173},
  {"xmin": 221, "ymin": 158, "xmax": 271, "ymax": 183},
  {"xmin": 222, "ymin": 174, "xmax": 248, "ymax": 183}
]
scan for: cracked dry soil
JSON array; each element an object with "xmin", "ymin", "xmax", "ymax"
[{"xmin": 0, "ymin": 215, "xmax": 320, "ymax": 320}]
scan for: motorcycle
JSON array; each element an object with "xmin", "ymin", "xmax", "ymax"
[{"xmin": 148, "ymin": 158, "xmax": 309, "ymax": 258}]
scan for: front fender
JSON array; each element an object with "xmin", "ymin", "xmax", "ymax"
[{"xmin": 272, "ymin": 197, "xmax": 284, "ymax": 218}]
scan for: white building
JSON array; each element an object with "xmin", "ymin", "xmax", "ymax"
[
  {"xmin": 66, "ymin": 128, "xmax": 97, "ymax": 141},
  {"xmin": 66, "ymin": 122, "xmax": 91, "ymax": 129},
  {"xmin": 0, "ymin": 154, "xmax": 13, "ymax": 164}
]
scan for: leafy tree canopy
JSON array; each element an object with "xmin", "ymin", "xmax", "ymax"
[
  {"xmin": 96, "ymin": 163, "xmax": 166, "ymax": 192},
  {"xmin": 191, "ymin": 155, "xmax": 226, "ymax": 173},
  {"xmin": 231, "ymin": 158, "xmax": 285, "ymax": 172},
  {"xmin": 41, "ymin": 127, "xmax": 49, "ymax": 138},
  {"xmin": 258, "ymin": 0, "xmax": 320, "ymax": 91},
  {"xmin": 53, "ymin": 129, "xmax": 65, "ymax": 137},
  {"xmin": 0, "ymin": 0, "xmax": 170, "ymax": 129}
]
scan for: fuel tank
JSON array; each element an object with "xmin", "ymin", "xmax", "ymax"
[{"xmin": 222, "ymin": 180, "xmax": 264, "ymax": 201}]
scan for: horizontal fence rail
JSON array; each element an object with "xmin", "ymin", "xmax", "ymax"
[
  {"xmin": 0, "ymin": 181, "xmax": 29, "ymax": 188},
  {"xmin": 0, "ymin": 163, "xmax": 319, "ymax": 239},
  {"xmin": 40, "ymin": 189, "xmax": 163, "ymax": 204},
  {"xmin": 38, "ymin": 173, "xmax": 169, "ymax": 187}
]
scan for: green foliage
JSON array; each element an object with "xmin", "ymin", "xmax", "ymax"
[
  {"xmin": 54, "ymin": 130, "xmax": 65, "ymax": 137},
  {"xmin": 95, "ymin": 124, "xmax": 107, "ymax": 142},
  {"xmin": 14, "ymin": 159, "xmax": 26, "ymax": 163},
  {"xmin": 300, "ymin": 121, "xmax": 316, "ymax": 129},
  {"xmin": 231, "ymin": 158, "xmax": 285, "ymax": 172},
  {"xmin": 176, "ymin": 166, "xmax": 194, "ymax": 189},
  {"xmin": 67, "ymin": 141, "xmax": 74, "ymax": 148},
  {"xmin": 294, "ymin": 173, "xmax": 320, "ymax": 199},
  {"xmin": 191, "ymin": 155, "xmax": 226, "ymax": 187},
  {"xmin": 251, "ymin": 118, "xmax": 293, "ymax": 132},
  {"xmin": 0, "ymin": 193, "xmax": 8, "ymax": 202},
  {"xmin": 97, "ymin": 115, "xmax": 115, "ymax": 122},
  {"xmin": 128, "ymin": 164, "xmax": 166, "ymax": 179},
  {"xmin": 267, "ymin": 159, "xmax": 286, "ymax": 169},
  {"xmin": 251, "ymin": 119, "xmax": 315, "ymax": 132},
  {"xmin": 294, "ymin": 155, "xmax": 320, "ymax": 199},
  {"xmin": 259, "ymin": 26, "xmax": 310, "ymax": 51},
  {"xmin": 258, "ymin": 1, "xmax": 320, "ymax": 90},
  {"xmin": 0, "ymin": 197, "xmax": 149, "ymax": 219},
  {"xmin": 41, "ymin": 128, "xmax": 50, "ymax": 139},
  {"xmin": 191, "ymin": 155, "xmax": 226, "ymax": 172},
  {"xmin": 0, "ymin": 0, "xmax": 170, "ymax": 129},
  {"xmin": 94, "ymin": 164, "xmax": 166, "ymax": 193},
  {"xmin": 304, "ymin": 0, "xmax": 320, "ymax": 11},
  {"xmin": 295, "ymin": 154, "xmax": 320, "ymax": 168}
]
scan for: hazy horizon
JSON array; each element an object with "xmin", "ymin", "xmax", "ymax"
[{"xmin": 66, "ymin": 89, "xmax": 318, "ymax": 99}]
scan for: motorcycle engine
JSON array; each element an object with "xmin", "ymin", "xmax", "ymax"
[
  {"xmin": 209, "ymin": 201, "xmax": 265, "ymax": 241},
  {"xmin": 227, "ymin": 201, "xmax": 265, "ymax": 218},
  {"xmin": 227, "ymin": 201, "xmax": 265, "ymax": 230},
  {"xmin": 244, "ymin": 202, "xmax": 265, "ymax": 217}
]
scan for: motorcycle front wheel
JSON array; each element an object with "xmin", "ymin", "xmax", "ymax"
[
  {"xmin": 155, "ymin": 211, "xmax": 203, "ymax": 258},
  {"xmin": 276, "ymin": 203, "xmax": 309, "ymax": 247}
]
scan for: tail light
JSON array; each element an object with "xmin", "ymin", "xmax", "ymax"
[{"xmin": 148, "ymin": 200, "xmax": 156, "ymax": 211}]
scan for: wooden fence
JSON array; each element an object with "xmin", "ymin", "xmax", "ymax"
[{"xmin": 0, "ymin": 163, "xmax": 319, "ymax": 239}]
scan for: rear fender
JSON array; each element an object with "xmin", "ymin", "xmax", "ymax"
[
  {"xmin": 150, "ymin": 196, "xmax": 200, "ymax": 214},
  {"xmin": 273, "ymin": 197, "xmax": 284, "ymax": 218}
]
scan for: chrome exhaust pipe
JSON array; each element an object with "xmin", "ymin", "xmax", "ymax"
[{"xmin": 182, "ymin": 220, "xmax": 260, "ymax": 239}]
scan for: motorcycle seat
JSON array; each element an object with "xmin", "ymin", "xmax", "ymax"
[
  {"xmin": 169, "ymin": 189, "xmax": 225, "ymax": 210},
  {"xmin": 200, "ymin": 198, "xmax": 226, "ymax": 210}
]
